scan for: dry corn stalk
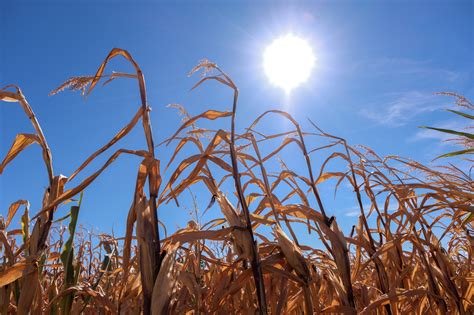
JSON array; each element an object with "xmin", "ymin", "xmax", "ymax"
[{"xmin": 0, "ymin": 50, "xmax": 472, "ymax": 315}]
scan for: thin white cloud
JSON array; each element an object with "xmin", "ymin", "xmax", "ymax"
[
  {"xmin": 355, "ymin": 57, "xmax": 463, "ymax": 83},
  {"xmin": 344, "ymin": 203, "xmax": 399, "ymax": 217},
  {"xmin": 360, "ymin": 91, "xmax": 448, "ymax": 127},
  {"xmin": 345, "ymin": 209, "xmax": 361, "ymax": 217},
  {"xmin": 357, "ymin": 57, "xmax": 465, "ymax": 126},
  {"xmin": 343, "ymin": 204, "xmax": 371, "ymax": 217}
]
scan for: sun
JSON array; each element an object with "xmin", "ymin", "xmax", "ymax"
[{"xmin": 263, "ymin": 34, "xmax": 315, "ymax": 94}]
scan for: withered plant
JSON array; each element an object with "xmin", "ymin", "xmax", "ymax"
[{"xmin": 0, "ymin": 50, "xmax": 472, "ymax": 314}]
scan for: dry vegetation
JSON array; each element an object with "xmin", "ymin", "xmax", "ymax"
[{"xmin": 0, "ymin": 48, "xmax": 473, "ymax": 314}]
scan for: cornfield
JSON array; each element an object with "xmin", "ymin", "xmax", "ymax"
[{"xmin": 0, "ymin": 48, "xmax": 473, "ymax": 314}]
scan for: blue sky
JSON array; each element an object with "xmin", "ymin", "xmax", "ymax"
[{"xmin": 1, "ymin": 0, "xmax": 473, "ymax": 242}]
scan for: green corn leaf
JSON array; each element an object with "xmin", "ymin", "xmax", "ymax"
[
  {"xmin": 53, "ymin": 212, "xmax": 71, "ymax": 224},
  {"xmin": 462, "ymin": 212, "xmax": 473, "ymax": 227},
  {"xmin": 59, "ymin": 192, "xmax": 83, "ymax": 315},
  {"xmin": 462, "ymin": 212, "xmax": 474, "ymax": 226},
  {"xmin": 420, "ymin": 126, "xmax": 474, "ymax": 140},
  {"xmin": 60, "ymin": 206, "xmax": 79, "ymax": 284},
  {"xmin": 419, "ymin": 126, "xmax": 474, "ymax": 140},
  {"xmin": 20, "ymin": 209, "xmax": 29, "ymax": 255},
  {"xmin": 80, "ymin": 242, "xmax": 114, "ymax": 313},
  {"xmin": 435, "ymin": 148, "xmax": 474, "ymax": 160},
  {"xmin": 38, "ymin": 253, "xmax": 47, "ymax": 279},
  {"xmin": 21, "ymin": 212, "xmax": 29, "ymax": 244},
  {"xmin": 446, "ymin": 109, "xmax": 474, "ymax": 120}
]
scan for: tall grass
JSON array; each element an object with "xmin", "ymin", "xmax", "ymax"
[{"xmin": 0, "ymin": 49, "xmax": 472, "ymax": 314}]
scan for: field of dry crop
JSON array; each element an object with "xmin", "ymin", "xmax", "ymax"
[{"xmin": 0, "ymin": 48, "xmax": 473, "ymax": 314}]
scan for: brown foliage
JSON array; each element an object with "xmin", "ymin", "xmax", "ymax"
[{"xmin": 0, "ymin": 50, "xmax": 473, "ymax": 314}]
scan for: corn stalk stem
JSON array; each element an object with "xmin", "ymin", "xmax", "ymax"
[
  {"xmin": 7, "ymin": 88, "xmax": 58, "ymax": 314},
  {"xmin": 133, "ymin": 63, "xmax": 162, "ymax": 315},
  {"xmin": 294, "ymin": 124, "xmax": 356, "ymax": 309},
  {"xmin": 229, "ymin": 90, "xmax": 267, "ymax": 314},
  {"xmin": 136, "ymin": 70, "xmax": 161, "ymax": 261},
  {"xmin": 342, "ymin": 142, "xmax": 392, "ymax": 315},
  {"xmin": 248, "ymin": 134, "xmax": 280, "ymax": 223}
]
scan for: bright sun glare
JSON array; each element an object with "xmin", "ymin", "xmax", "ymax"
[{"xmin": 264, "ymin": 34, "xmax": 315, "ymax": 94}]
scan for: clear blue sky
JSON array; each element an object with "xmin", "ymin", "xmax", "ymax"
[{"xmin": 1, "ymin": 1, "xmax": 473, "ymax": 241}]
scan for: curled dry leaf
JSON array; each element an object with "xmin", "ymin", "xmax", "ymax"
[
  {"xmin": 274, "ymin": 225, "xmax": 311, "ymax": 282},
  {"xmin": 0, "ymin": 260, "xmax": 36, "ymax": 287},
  {"xmin": 151, "ymin": 243, "xmax": 181, "ymax": 315},
  {"xmin": 0, "ymin": 134, "xmax": 40, "ymax": 174}
]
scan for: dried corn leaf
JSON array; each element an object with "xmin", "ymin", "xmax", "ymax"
[{"xmin": 0, "ymin": 134, "xmax": 40, "ymax": 174}]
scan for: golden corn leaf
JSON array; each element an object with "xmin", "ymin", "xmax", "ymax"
[{"xmin": 0, "ymin": 134, "xmax": 40, "ymax": 174}]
